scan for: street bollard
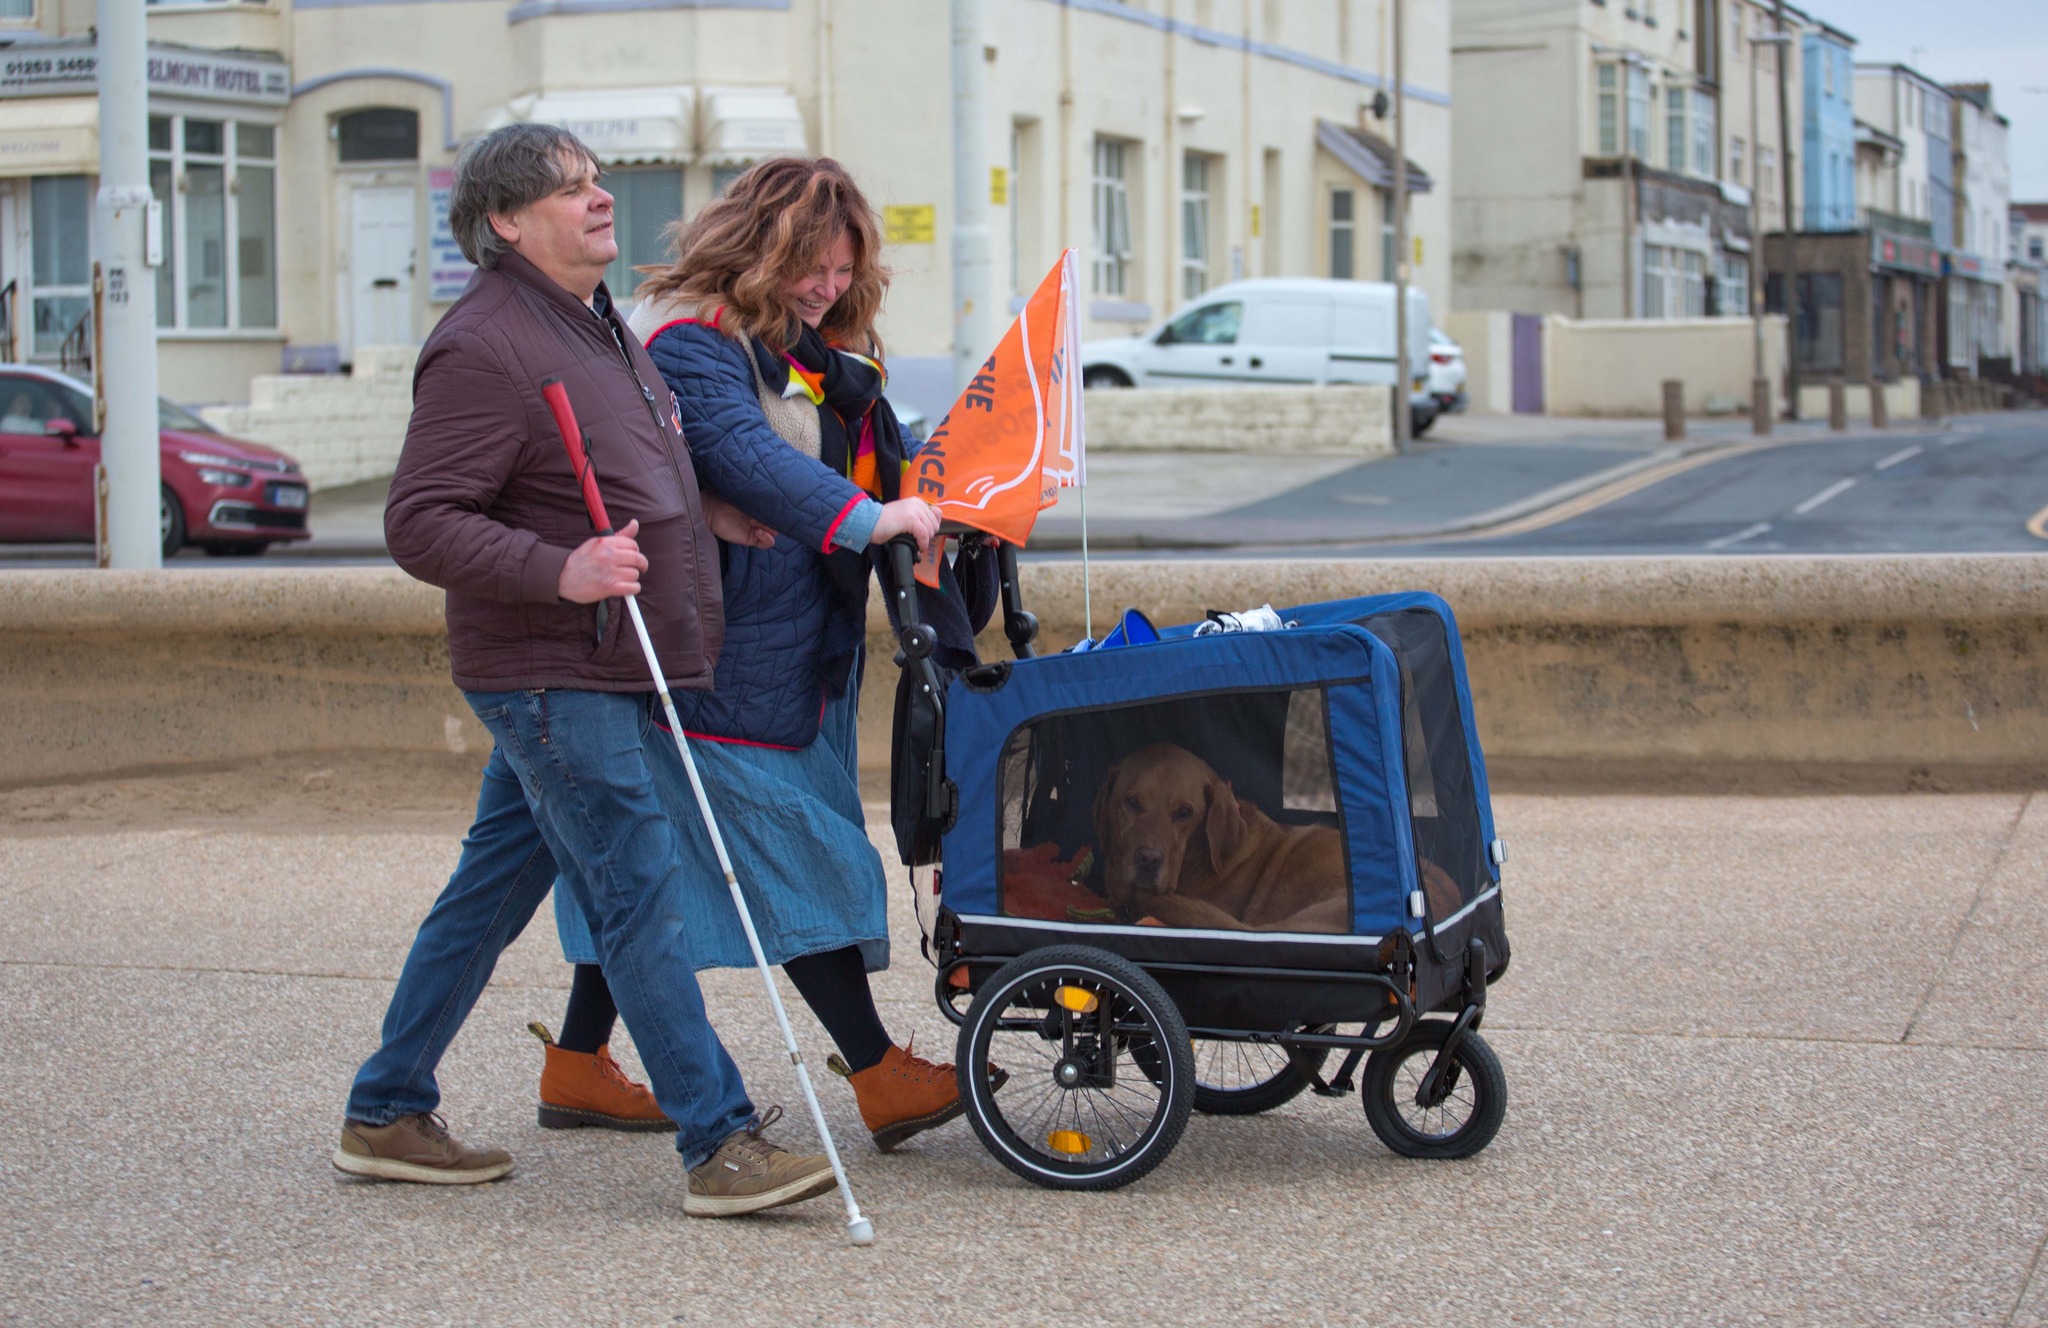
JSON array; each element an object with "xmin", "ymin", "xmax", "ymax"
[
  {"xmin": 1751, "ymin": 377, "xmax": 1773, "ymax": 435},
  {"xmin": 1867, "ymin": 379, "xmax": 1887, "ymax": 430},
  {"xmin": 1662, "ymin": 379, "xmax": 1685, "ymax": 441},
  {"xmin": 1828, "ymin": 380, "xmax": 1847, "ymax": 432}
]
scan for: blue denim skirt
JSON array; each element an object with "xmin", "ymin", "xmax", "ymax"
[{"xmin": 554, "ymin": 675, "xmax": 888, "ymax": 973}]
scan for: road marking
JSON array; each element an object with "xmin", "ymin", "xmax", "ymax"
[
  {"xmin": 1333, "ymin": 493, "xmax": 1393, "ymax": 506},
  {"xmin": 2028, "ymin": 503, "xmax": 2048, "ymax": 542},
  {"xmin": 1705, "ymin": 521, "xmax": 1772, "ymax": 550},
  {"xmin": 1792, "ymin": 478, "xmax": 1856, "ymax": 515},
  {"xmin": 1874, "ymin": 445, "xmax": 1923, "ymax": 471}
]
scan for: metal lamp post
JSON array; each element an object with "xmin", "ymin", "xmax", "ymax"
[{"xmin": 94, "ymin": 0, "xmax": 162, "ymax": 567}]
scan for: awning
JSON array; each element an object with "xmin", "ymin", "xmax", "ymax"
[
  {"xmin": 0, "ymin": 98, "xmax": 98, "ymax": 179},
  {"xmin": 488, "ymin": 88, "xmax": 695, "ymax": 165},
  {"xmin": 700, "ymin": 88, "xmax": 807, "ymax": 166},
  {"xmin": 1316, "ymin": 119, "xmax": 1433, "ymax": 194}
]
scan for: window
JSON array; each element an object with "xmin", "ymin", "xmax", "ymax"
[
  {"xmin": 601, "ymin": 168, "xmax": 682, "ymax": 306},
  {"xmin": 711, "ymin": 166, "xmax": 745, "ymax": 198},
  {"xmin": 1667, "ymin": 86, "xmax": 1688, "ymax": 172},
  {"xmin": 1642, "ymin": 243, "xmax": 1669, "ymax": 318},
  {"xmin": 1693, "ymin": 90, "xmax": 1716, "ymax": 176},
  {"xmin": 1823, "ymin": 44, "xmax": 1834, "ymax": 96},
  {"xmin": 1759, "ymin": 145, "xmax": 1776, "ymax": 224},
  {"xmin": 0, "ymin": 0, "xmax": 31, "ymax": 18},
  {"xmin": 1730, "ymin": 0, "xmax": 1743, "ymax": 55},
  {"xmin": 1904, "ymin": 87, "xmax": 1914, "ymax": 129},
  {"xmin": 1091, "ymin": 136, "xmax": 1133, "ymax": 297},
  {"xmin": 148, "ymin": 113, "xmax": 280, "ymax": 332},
  {"xmin": 1682, "ymin": 250, "xmax": 1707, "ymax": 316},
  {"xmin": 1795, "ymin": 272, "xmax": 1844, "ymax": 371},
  {"xmin": 1597, "ymin": 65, "xmax": 1619, "ymax": 156},
  {"xmin": 1328, "ymin": 187, "xmax": 1355, "ymax": 280},
  {"xmin": 1160, "ymin": 300, "xmax": 1241, "ymax": 345},
  {"xmin": 29, "ymin": 175, "xmax": 92, "ymax": 356},
  {"xmin": 1381, "ymin": 191, "xmax": 1398, "ymax": 279},
  {"xmin": 1628, "ymin": 66, "xmax": 1651, "ymax": 158},
  {"xmin": 1731, "ymin": 135, "xmax": 1746, "ymax": 186},
  {"xmin": 2031, "ymin": 237, "xmax": 2044, "ymax": 260},
  {"xmin": 1181, "ymin": 152, "xmax": 1213, "ymax": 299},
  {"xmin": 336, "ymin": 108, "xmax": 418, "ymax": 164},
  {"xmin": 1720, "ymin": 253, "xmax": 1749, "ymax": 315}
]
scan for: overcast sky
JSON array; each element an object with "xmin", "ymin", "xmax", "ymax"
[{"xmin": 1828, "ymin": 0, "xmax": 2048, "ymax": 201}]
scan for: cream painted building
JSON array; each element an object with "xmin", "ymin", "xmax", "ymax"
[
  {"xmin": 0, "ymin": 0, "xmax": 1452, "ymax": 422},
  {"xmin": 1451, "ymin": 0, "xmax": 1816, "ymax": 322}
]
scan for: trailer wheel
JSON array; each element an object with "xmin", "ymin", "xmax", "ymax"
[
  {"xmin": 1361, "ymin": 1019, "xmax": 1506, "ymax": 1160},
  {"xmin": 958, "ymin": 945, "xmax": 1193, "ymax": 1191},
  {"xmin": 1191, "ymin": 1034, "xmax": 1331, "ymax": 1116}
]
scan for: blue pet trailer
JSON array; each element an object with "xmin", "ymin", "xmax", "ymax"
[{"xmin": 885, "ymin": 541, "xmax": 1511, "ymax": 1191}]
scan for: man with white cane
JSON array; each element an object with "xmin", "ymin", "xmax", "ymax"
[{"xmin": 332, "ymin": 123, "xmax": 936, "ymax": 1222}]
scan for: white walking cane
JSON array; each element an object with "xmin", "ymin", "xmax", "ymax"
[{"xmin": 541, "ymin": 378, "xmax": 873, "ymax": 1246}]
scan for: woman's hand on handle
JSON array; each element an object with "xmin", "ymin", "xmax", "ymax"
[
  {"xmin": 558, "ymin": 519, "xmax": 647, "ymax": 603},
  {"xmin": 871, "ymin": 498, "xmax": 941, "ymax": 563}
]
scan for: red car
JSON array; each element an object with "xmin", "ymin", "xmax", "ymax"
[{"xmin": 0, "ymin": 365, "xmax": 310, "ymax": 557}]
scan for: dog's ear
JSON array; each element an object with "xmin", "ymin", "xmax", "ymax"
[
  {"xmin": 1092, "ymin": 761, "xmax": 1122, "ymax": 837},
  {"xmin": 1203, "ymin": 778, "xmax": 1246, "ymax": 872}
]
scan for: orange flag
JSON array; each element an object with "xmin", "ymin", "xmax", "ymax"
[{"xmin": 908, "ymin": 249, "xmax": 1086, "ymax": 554}]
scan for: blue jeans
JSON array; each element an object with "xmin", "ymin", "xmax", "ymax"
[{"xmin": 345, "ymin": 688, "xmax": 755, "ymax": 1168}]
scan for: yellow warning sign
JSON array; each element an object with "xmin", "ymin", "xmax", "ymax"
[
  {"xmin": 990, "ymin": 166, "xmax": 1009, "ymax": 205},
  {"xmin": 884, "ymin": 204, "xmax": 936, "ymax": 244}
]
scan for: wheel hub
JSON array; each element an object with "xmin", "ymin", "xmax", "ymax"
[{"xmin": 1054, "ymin": 1058, "xmax": 1084, "ymax": 1088}]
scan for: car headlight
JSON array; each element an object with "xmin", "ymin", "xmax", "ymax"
[
  {"xmin": 180, "ymin": 450, "xmax": 247, "ymax": 468},
  {"xmin": 196, "ymin": 467, "xmax": 251, "ymax": 487}
]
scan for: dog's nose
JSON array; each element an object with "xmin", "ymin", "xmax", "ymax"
[{"xmin": 1134, "ymin": 846, "xmax": 1163, "ymax": 873}]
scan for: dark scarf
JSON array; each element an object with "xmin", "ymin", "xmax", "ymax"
[{"xmin": 752, "ymin": 323, "xmax": 998, "ymax": 678}]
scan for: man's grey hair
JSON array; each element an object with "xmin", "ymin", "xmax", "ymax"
[{"xmin": 447, "ymin": 123, "xmax": 600, "ymax": 269}]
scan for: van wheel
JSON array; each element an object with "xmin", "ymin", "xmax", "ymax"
[
  {"xmin": 1411, "ymin": 410, "xmax": 1437, "ymax": 438},
  {"xmin": 1083, "ymin": 366, "xmax": 1133, "ymax": 389}
]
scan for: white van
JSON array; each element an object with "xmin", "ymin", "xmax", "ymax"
[{"xmin": 1079, "ymin": 277, "xmax": 1438, "ymax": 429}]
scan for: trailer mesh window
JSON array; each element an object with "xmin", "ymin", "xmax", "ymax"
[{"xmin": 996, "ymin": 687, "xmax": 1350, "ymax": 933}]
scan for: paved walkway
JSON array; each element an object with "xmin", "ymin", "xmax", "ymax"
[{"xmin": 3, "ymin": 756, "xmax": 2043, "ymax": 1325}]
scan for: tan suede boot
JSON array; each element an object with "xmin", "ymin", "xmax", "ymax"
[
  {"xmin": 530, "ymin": 1022, "xmax": 675, "ymax": 1133},
  {"xmin": 829, "ymin": 1039, "xmax": 1005, "ymax": 1152}
]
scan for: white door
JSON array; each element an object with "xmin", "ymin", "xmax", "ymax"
[
  {"xmin": 1136, "ymin": 299, "xmax": 1246, "ymax": 385},
  {"xmin": 350, "ymin": 185, "xmax": 416, "ymax": 354}
]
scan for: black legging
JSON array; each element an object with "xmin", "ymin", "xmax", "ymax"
[{"xmin": 558, "ymin": 945, "xmax": 891, "ymax": 1074}]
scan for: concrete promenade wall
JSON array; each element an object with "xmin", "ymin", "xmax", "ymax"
[
  {"xmin": 1, "ymin": 557, "xmax": 2040, "ymax": 788},
  {"xmin": 1081, "ymin": 385, "xmax": 1394, "ymax": 454},
  {"xmin": 1544, "ymin": 315, "xmax": 1788, "ymax": 417}
]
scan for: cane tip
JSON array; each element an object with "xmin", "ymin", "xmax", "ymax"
[{"xmin": 848, "ymin": 1217, "xmax": 875, "ymax": 1246}]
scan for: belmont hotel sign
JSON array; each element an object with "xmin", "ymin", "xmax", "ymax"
[{"xmin": 0, "ymin": 40, "xmax": 289, "ymax": 106}]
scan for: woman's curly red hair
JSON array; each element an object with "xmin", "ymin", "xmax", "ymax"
[{"xmin": 636, "ymin": 156, "xmax": 888, "ymax": 354}]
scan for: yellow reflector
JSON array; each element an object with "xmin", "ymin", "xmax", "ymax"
[
  {"xmin": 1047, "ymin": 1129, "xmax": 1091, "ymax": 1155},
  {"xmin": 1053, "ymin": 985, "xmax": 1099, "ymax": 1014}
]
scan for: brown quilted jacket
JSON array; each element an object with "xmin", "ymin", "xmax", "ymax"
[{"xmin": 385, "ymin": 250, "xmax": 723, "ymax": 692}]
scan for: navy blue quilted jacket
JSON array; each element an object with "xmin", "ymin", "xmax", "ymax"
[{"xmin": 645, "ymin": 320, "xmax": 879, "ymax": 748}]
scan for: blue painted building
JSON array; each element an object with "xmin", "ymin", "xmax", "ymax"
[{"xmin": 1802, "ymin": 27, "xmax": 1859, "ymax": 231}]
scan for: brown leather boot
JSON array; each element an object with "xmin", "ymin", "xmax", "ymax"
[
  {"xmin": 830, "ymin": 1039, "xmax": 1003, "ymax": 1152},
  {"xmin": 529, "ymin": 1022, "xmax": 675, "ymax": 1133}
]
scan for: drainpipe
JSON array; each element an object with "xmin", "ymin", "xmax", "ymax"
[
  {"xmin": 1774, "ymin": 0, "xmax": 1801, "ymax": 417},
  {"xmin": 94, "ymin": 0, "xmax": 162, "ymax": 568},
  {"xmin": 1392, "ymin": 0, "xmax": 1409, "ymax": 454},
  {"xmin": 951, "ymin": 0, "xmax": 993, "ymax": 391}
]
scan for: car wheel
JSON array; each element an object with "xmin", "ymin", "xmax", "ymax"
[
  {"xmin": 160, "ymin": 485, "xmax": 186, "ymax": 558},
  {"xmin": 1082, "ymin": 366, "xmax": 1133, "ymax": 389},
  {"xmin": 1411, "ymin": 409, "xmax": 1436, "ymax": 438}
]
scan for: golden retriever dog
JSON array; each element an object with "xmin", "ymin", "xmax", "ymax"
[
  {"xmin": 1093, "ymin": 743, "xmax": 1352, "ymax": 933},
  {"xmin": 1091, "ymin": 743, "xmax": 1467, "ymax": 933}
]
